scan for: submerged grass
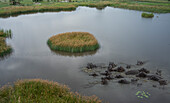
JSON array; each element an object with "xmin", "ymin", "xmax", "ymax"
[
  {"xmin": 0, "ymin": 29, "xmax": 12, "ymax": 57},
  {"xmin": 48, "ymin": 32, "xmax": 99, "ymax": 53},
  {"xmin": 0, "ymin": 79, "xmax": 102, "ymax": 103},
  {"xmin": 141, "ymin": 12, "xmax": 154, "ymax": 18}
]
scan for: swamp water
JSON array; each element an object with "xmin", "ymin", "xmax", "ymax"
[{"xmin": 0, "ymin": 7, "xmax": 170, "ymax": 103}]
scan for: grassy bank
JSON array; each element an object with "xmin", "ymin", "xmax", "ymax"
[
  {"xmin": 48, "ymin": 32, "xmax": 99, "ymax": 53},
  {"xmin": 0, "ymin": 79, "xmax": 102, "ymax": 103},
  {"xmin": 0, "ymin": 29, "xmax": 12, "ymax": 57},
  {"xmin": 0, "ymin": 0, "xmax": 170, "ymax": 17}
]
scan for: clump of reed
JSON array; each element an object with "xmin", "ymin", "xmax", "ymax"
[
  {"xmin": 0, "ymin": 29, "xmax": 12, "ymax": 57},
  {"xmin": 0, "ymin": 29, "xmax": 12, "ymax": 38},
  {"xmin": 48, "ymin": 32, "xmax": 99, "ymax": 53},
  {"xmin": 0, "ymin": 79, "xmax": 102, "ymax": 103},
  {"xmin": 141, "ymin": 12, "xmax": 154, "ymax": 18}
]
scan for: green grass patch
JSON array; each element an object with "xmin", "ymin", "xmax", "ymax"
[
  {"xmin": 0, "ymin": 79, "xmax": 102, "ymax": 103},
  {"xmin": 47, "ymin": 32, "xmax": 99, "ymax": 53},
  {"xmin": 141, "ymin": 12, "xmax": 154, "ymax": 18},
  {"xmin": 0, "ymin": 29, "xmax": 12, "ymax": 57}
]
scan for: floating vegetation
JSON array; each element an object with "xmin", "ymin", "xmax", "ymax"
[
  {"xmin": 0, "ymin": 79, "xmax": 102, "ymax": 103},
  {"xmin": 142, "ymin": 12, "xmax": 154, "ymax": 18},
  {"xmin": 0, "ymin": 29, "xmax": 12, "ymax": 57},
  {"xmin": 136, "ymin": 91, "xmax": 151, "ymax": 99},
  {"xmin": 47, "ymin": 32, "xmax": 99, "ymax": 53}
]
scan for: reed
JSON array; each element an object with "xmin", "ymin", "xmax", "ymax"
[
  {"xmin": 47, "ymin": 32, "xmax": 99, "ymax": 53},
  {"xmin": 141, "ymin": 12, "xmax": 154, "ymax": 18},
  {"xmin": 0, "ymin": 29, "xmax": 12, "ymax": 38},
  {"xmin": 0, "ymin": 29, "xmax": 12, "ymax": 57},
  {"xmin": 0, "ymin": 79, "xmax": 102, "ymax": 103}
]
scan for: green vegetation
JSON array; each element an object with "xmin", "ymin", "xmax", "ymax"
[
  {"xmin": 0, "ymin": 0, "xmax": 169, "ymax": 17},
  {"xmin": 47, "ymin": 32, "xmax": 99, "ymax": 53},
  {"xmin": 136, "ymin": 91, "xmax": 151, "ymax": 99},
  {"xmin": 0, "ymin": 29, "xmax": 12, "ymax": 37},
  {"xmin": 141, "ymin": 12, "xmax": 154, "ymax": 18},
  {"xmin": 0, "ymin": 29, "xmax": 12, "ymax": 57},
  {"xmin": 0, "ymin": 79, "xmax": 102, "ymax": 103}
]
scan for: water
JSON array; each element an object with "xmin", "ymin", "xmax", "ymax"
[{"xmin": 0, "ymin": 7, "xmax": 170, "ymax": 103}]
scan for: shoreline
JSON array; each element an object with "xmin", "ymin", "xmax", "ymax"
[{"xmin": 0, "ymin": 1, "xmax": 170, "ymax": 18}]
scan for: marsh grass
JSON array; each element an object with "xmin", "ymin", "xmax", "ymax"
[
  {"xmin": 0, "ymin": 79, "xmax": 102, "ymax": 103},
  {"xmin": 141, "ymin": 12, "xmax": 154, "ymax": 18},
  {"xmin": 0, "ymin": 4, "xmax": 77, "ymax": 17},
  {"xmin": 0, "ymin": 29, "xmax": 12, "ymax": 38},
  {"xmin": 0, "ymin": 29, "xmax": 12, "ymax": 57},
  {"xmin": 0, "ymin": 1, "xmax": 170, "ymax": 17},
  {"xmin": 48, "ymin": 32, "xmax": 99, "ymax": 53}
]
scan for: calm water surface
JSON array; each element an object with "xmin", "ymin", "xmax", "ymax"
[{"xmin": 0, "ymin": 7, "xmax": 170, "ymax": 103}]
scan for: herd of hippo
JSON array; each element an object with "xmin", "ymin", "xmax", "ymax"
[{"xmin": 83, "ymin": 61, "xmax": 168, "ymax": 87}]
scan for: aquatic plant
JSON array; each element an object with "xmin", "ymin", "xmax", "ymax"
[
  {"xmin": 0, "ymin": 29, "xmax": 12, "ymax": 38},
  {"xmin": 136, "ymin": 91, "xmax": 151, "ymax": 99},
  {"xmin": 0, "ymin": 29, "xmax": 12, "ymax": 57},
  {"xmin": 0, "ymin": 79, "xmax": 102, "ymax": 103},
  {"xmin": 141, "ymin": 12, "xmax": 154, "ymax": 18},
  {"xmin": 47, "ymin": 32, "xmax": 99, "ymax": 53}
]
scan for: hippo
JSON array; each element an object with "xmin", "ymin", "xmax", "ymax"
[
  {"xmin": 136, "ymin": 72, "xmax": 147, "ymax": 78},
  {"xmin": 139, "ymin": 68, "xmax": 150, "ymax": 73},
  {"xmin": 125, "ymin": 70, "xmax": 139, "ymax": 75},
  {"xmin": 114, "ymin": 66, "xmax": 125, "ymax": 72},
  {"xmin": 115, "ymin": 75, "xmax": 124, "ymax": 78},
  {"xmin": 118, "ymin": 79, "xmax": 130, "ymax": 84},
  {"xmin": 100, "ymin": 71, "xmax": 111, "ymax": 76},
  {"xmin": 136, "ymin": 61, "xmax": 144, "ymax": 66},
  {"xmin": 89, "ymin": 73, "xmax": 99, "ymax": 77},
  {"xmin": 86, "ymin": 63, "xmax": 97, "ymax": 69},
  {"xmin": 101, "ymin": 77, "xmax": 108, "ymax": 85}
]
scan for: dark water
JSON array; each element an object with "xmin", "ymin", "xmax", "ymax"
[{"xmin": 0, "ymin": 7, "xmax": 170, "ymax": 103}]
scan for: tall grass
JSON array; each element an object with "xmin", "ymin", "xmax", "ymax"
[
  {"xmin": 0, "ymin": 4, "xmax": 77, "ymax": 17},
  {"xmin": 0, "ymin": 29, "xmax": 12, "ymax": 57},
  {"xmin": 0, "ymin": 79, "xmax": 102, "ymax": 103},
  {"xmin": 0, "ymin": 29, "xmax": 12, "ymax": 38},
  {"xmin": 48, "ymin": 32, "xmax": 99, "ymax": 53}
]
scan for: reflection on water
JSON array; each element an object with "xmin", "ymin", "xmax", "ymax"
[
  {"xmin": 0, "ymin": 52, "xmax": 12, "ymax": 61},
  {"xmin": 50, "ymin": 49, "xmax": 98, "ymax": 57},
  {"xmin": 0, "ymin": 6, "xmax": 170, "ymax": 103}
]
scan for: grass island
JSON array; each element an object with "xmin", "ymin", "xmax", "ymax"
[
  {"xmin": 142, "ymin": 12, "xmax": 154, "ymax": 18},
  {"xmin": 0, "ymin": 29, "xmax": 12, "ymax": 57},
  {"xmin": 0, "ymin": 79, "xmax": 102, "ymax": 103},
  {"xmin": 47, "ymin": 32, "xmax": 99, "ymax": 53}
]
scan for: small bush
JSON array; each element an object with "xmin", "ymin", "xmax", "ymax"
[{"xmin": 141, "ymin": 12, "xmax": 154, "ymax": 18}]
